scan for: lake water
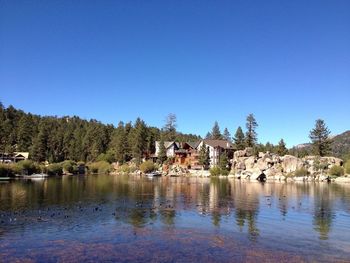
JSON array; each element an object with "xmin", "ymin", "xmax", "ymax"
[{"xmin": 0, "ymin": 175, "xmax": 350, "ymax": 262}]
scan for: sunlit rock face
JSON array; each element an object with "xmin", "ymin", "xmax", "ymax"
[{"xmin": 231, "ymin": 149, "xmax": 344, "ymax": 180}]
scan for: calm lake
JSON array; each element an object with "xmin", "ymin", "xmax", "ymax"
[{"xmin": 0, "ymin": 175, "xmax": 350, "ymax": 262}]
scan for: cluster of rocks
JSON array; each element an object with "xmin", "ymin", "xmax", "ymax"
[
  {"xmin": 163, "ymin": 165, "xmax": 189, "ymax": 177},
  {"xmin": 231, "ymin": 148, "xmax": 344, "ymax": 181}
]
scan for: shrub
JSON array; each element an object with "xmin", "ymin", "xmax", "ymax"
[
  {"xmin": 328, "ymin": 165, "xmax": 344, "ymax": 177},
  {"xmin": 294, "ymin": 168, "xmax": 309, "ymax": 177},
  {"xmin": 14, "ymin": 160, "xmax": 41, "ymax": 175},
  {"xmin": 96, "ymin": 151, "xmax": 115, "ymax": 163},
  {"xmin": 47, "ymin": 163, "xmax": 63, "ymax": 176},
  {"xmin": 210, "ymin": 166, "xmax": 221, "ymax": 176},
  {"xmin": 88, "ymin": 161, "xmax": 112, "ymax": 174},
  {"xmin": 0, "ymin": 163, "xmax": 15, "ymax": 177},
  {"xmin": 61, "ymin": 160, "xmax": 78, "ymax": 174},
  {"xmin": 140, "ymin": 161, "xmax": 156, "ymax": 173},
  {"xmin": 345, "ymin": 160, "xmax": 350, "ymax": 175}
]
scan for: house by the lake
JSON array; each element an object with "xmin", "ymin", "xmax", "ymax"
[
  {"xmin": 154, "ymin": 140, "xmax": 234, "ymax": 168},
  {"xmin": 0, "ymin": 152, "xmax": 29, "ymax": 163}
]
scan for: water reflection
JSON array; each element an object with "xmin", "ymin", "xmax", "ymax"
[{"xmin": 1, "ymin": 175, "xmax": 350, "ymax": 260}]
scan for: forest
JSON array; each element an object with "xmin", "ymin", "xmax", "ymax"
[{"xmin": 0, "ymin": 103, "xmax": 200, "ymax": 164}]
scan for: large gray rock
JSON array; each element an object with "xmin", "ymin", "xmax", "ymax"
[{"xmin": 281, "ymin": 155, "xmax": 304, "ymax": 173}]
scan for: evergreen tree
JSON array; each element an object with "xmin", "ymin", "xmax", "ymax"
[
  {"xmin": 233, "ymin": 126, "xmax": 245, "ymax": 150},
  {"xmin": 163, "ymin": 113, "xmax": 177, "ymax": 141},
  {"xmin": 219, "ymin": 152, "xmax": 230, "ymax": 175},
  {"xmin": 205, "ymin": 132, "xmax": 212, "ymax": 139},
  {"xmin": 31, "ymin": 120, "xmax": 50, "ymax": 162},
  {"xmin": 198, "ymin": 142, "xmax": 210, "ymax": 169},
  {"xmin": 211, "ymin": 121, "xmax": 222, "ymax": 140},
  {"xmin": 245, "ymin": 114, "xmax": 258, "ymax": 147},
  {"xmin": 158, "ymin": 136, "xmax": 167, "ymax": 164},
  {"xmin": 131, "ymin": 118, "xmax": 148, "ymax": 164},
  {"xmin": 277, "ymin": 139, "xmax": 288, "ymax": 156},
  {"xmin": 223, "ymin": 128, "xmax": 231, "ymax": 142},
  {"xmin": 309, "ymin": 119, "xmax": 332, "ymax": 157}
]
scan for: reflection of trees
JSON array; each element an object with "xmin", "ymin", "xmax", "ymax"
[
  {"xmin": 231, "ymin": 181, "xmax": 260, "ymax": 241},
  {"xmin": 313, "ymin": 184, "xmax": 335, "ymax": 240}
]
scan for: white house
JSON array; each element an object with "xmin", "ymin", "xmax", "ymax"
[
  {"xmin": 155, "ymin": 141, "xmax": 180, "ymax": 158},
  {"xmin": 196, "ymin": 139, "xmax": 234, "ymax": 167}
]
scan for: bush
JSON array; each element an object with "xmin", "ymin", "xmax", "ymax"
[
  {"xmin": 0, "ymin": 163, "xmax": 15, "ymax": 177},
  {"xmin": 14, "ymin": 160, "xmax": 41, "ymax": 175},
  {"xmin": 140, "ymin": 161, "xmax": 156, "ymax": 173},
  {"xmin": 61, "ymin": 160, "xmax": 78, "ymax": 174},
  {"xmin": 88, "ymin": 161, "xmax": 112, "ymax": 174},
  {"xmin": 210, "ymin": 166, "xmax": 221, "ymax": 176},
  {"xmin": 328, "ymin": 165, "xmax": 344, "ymax": 177},
  {"xmin": 46, "ymin": 163, "xmax": 63, "ymax": 176},
  {"xmin": 96, "ymin": 151, "xmax": 115, "ymax": 163},
  {"xmin": 294, "ymin": 168, "xmax": 309, "ymax": 177},
  {"xmin": 345, "ymin": 160, "xmax": 350, "ymax": 175}
]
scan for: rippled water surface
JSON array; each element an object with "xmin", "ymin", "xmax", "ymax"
[{"xmin": 1, "ymin": 175, "xmax": 350, "ymax": 262}]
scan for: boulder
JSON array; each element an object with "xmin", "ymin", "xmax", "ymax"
[
  {"xmin": 281, "ymin": 155, "xmax": 304, "ymax": 173},
  {"xmin": 244, "ymin": 156, "xmax": 256, "ymax": 170}
]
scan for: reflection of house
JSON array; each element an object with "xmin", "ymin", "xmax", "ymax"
[
  {"xmin": 0, "ymin": 152, "xmax": 29, "ymax": 163},
  {"xmin": 197, "ymin": 140, "xmax": 234, "ymax": 166}
]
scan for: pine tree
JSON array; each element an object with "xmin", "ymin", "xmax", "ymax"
[
  {"xmin": 233, "ymin": 126, "xmax": 245, "ymax": 150},
  {"xmin": 163, "ymin": 113, "xmax": 177, "ymax": 141},
  {"xmin": 245, "ymin": 114, "xmax": 258, "ymax": 147},
  {"xmin": 211, "ymin": 121, "xmax": 222, "ymax": 140},
  {"xmin": 205, "ymin": 132, "xmax": 212, "ymax": 139},
  {"xmin": 277, "ymin": 139, "xmax": 288, "ymax": 156},
  {"xmin": 219, "ymin": 152, "xmax": 230, "ymax": 175},
  {"xmin": 158, "ymin": 136, "xmax": 167, "ymax": 164},
  {"xmin": 309, "ymin": 119, "xmax": 332, "ymax": 157},
  {"xmin": 223, "ymin": 128, "xmax": 231, "ymax": 142},
  {"xmin": 31, "ymin": 120, "xmax": 50, "ymax": 162},
  {"xmin": 198, "ymin": 142, "xmax": 210, "ymax": 169},
  {"xmin": 131, "ymin": 118, "xmax": 148, "ymax": 164}
]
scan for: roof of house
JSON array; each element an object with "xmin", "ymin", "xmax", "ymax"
[
  {"xmin": 202, "ymin": 140, "xmax": 234, "ymax": 149},
  {"xmin": 156, "ymin": 141, "xmax": 180, "ymax": 149},
  {"xmin": 186, "ymin": 141, "xmax": 201, "ymax": 149},
  {"xmin": 14, "ymin": 152, "xmax": 29, "ymax": 159}
]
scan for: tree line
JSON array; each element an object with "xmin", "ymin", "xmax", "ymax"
[
  {"xmin": 0, "ymin": 104, "xmax": 199, "ymax": 164},
  {"xmin": 0, "ymin": 103, "xmax": 335, "ymax": 165}
]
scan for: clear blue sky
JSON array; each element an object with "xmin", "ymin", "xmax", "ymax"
[{"xmin": 1, "ymin": 0, "xmax": 349, "ymax": 147}]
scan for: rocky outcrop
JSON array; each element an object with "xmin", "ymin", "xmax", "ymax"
[{"xmin": 231, "ymin": 149, "xmax": 344, "ymax": 181}]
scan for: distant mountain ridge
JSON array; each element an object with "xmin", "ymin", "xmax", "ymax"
[{"xmin": 293, "ymin": 130, "xmax": 350, "ymax": 159}]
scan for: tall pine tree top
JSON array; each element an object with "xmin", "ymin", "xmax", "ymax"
[
  {"xmin": 234, "ymin": 126, "xmax": 246, "ymax": 150},
  {"xmin": 211, "ymin": 121, "xmax": 222, "ymax": 140},
  {"xmin": 309, "ymin": 119, "xmax": 332, "ymax": 157},
  {"xmin": 245, "ymin": 114, "xmax": 258, "ymax": 147}
]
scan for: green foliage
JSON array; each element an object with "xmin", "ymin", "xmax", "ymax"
[
  {"xmin": 61, "ymin": 160, "xmax": 78, "ymax": 174},
  {"xmin": 15, "ymin": 160, "xmax": 41, "ymax": 175},
  {"xmin": 345, "ymin": 160, "xmax": 350, "ymax": 175},
  {"xmin": 198, "ymin": 143, "xmax": 210, "ymax": 169},
  {"xmin": 328, "ymin": 165, "xmax": 344, "ymax": 177},
  {"xmin": 140, "ymin": 160, "xmax": 156, "ymax": 173},
  {"xmin": 96, "ymin": 151, "xmax": 115, "ymax": 163},
  {"xmin": 277, "ymin": 139, "xmax": 288, "ymax": 156},
  {"xmin": 158, "ymin": 137, "xmax": 167, "ymax": 164},
  {"xmin": 163, "ymin": 113, "xmax": 177, "ymax": 141},
  {"xmin": 88, "ymin": 161, "xmax": 112, "ymax": 174},
  {"xmin": 234, "ymin": 126, "xmax": 245, "ymax": 150},
  {"xmin": 309, "ymin": 119, "xmax": 332, "ymax": 157},
  {"xmin": 0, "ymin": 163, "xmax": 15, "ymax": 177},
  {"xmin": 245, "ymin": 114, "xmax": 258, "ymax": 147},
  {"xmin": 218, "ymin": 153, "xmax": 230, "ymax": 176},
  {"xmin": 46, "ymin": 163, "xmax": 63, "ymax": 176},
  {"xmin": 294, "ymin": 167, "xmax": 309, "ymax": 177},
  {"xmin": 210, "ymin": 121, "xmax": 222, "ymax": 140},
  {"xmin": 209, "ymin": 166, "xmax": 221, "ymax": 176},
  {"xmin": 223, "ymin": 128, "xmax": 231, "ymax": 142}
]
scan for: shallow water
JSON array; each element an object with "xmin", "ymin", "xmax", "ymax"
[{"xmin": 0, "ymin": 175, "xmax": 350, "ymax": 262}]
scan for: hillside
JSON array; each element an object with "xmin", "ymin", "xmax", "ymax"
[{"xmin": 291, "ymin": 131, "xmax": 350, "ymax": 160}]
